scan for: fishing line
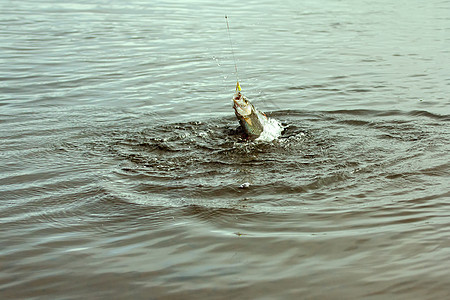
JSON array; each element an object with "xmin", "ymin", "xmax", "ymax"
[{"xmin": 225, "ymin": 15, "xmax": 240, "ymax": 86}]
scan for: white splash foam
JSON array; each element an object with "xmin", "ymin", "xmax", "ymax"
[{"xmin": 256, "ymin": 117, "xmax": 284, "ymax": 142}]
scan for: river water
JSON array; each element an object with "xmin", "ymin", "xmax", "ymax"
[{"xmin": 1, "ymin": 0, "xmax": 449, "ymax": 299}]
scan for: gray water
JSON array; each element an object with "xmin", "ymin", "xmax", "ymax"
[{"xmin": 1, "ymin": 0, "xmax": 450, "ymax": 299}]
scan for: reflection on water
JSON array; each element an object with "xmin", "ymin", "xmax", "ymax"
[{"xmin": 1, "ymin": 0, "xmax": 449, "ymax": 298}]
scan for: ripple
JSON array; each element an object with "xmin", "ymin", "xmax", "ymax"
[{"xmin": 1, "ymin": 0, "xmax": 449, "ymax": 298}]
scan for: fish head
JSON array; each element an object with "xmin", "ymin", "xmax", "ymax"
[
  {"xmin": 232, "ymin": 91, "xmax": 264, "ymax": 138},
  {"xmin": 232, "ymin": 91, "xmax": 253, "ymax": 117},
  {"xmin": 233, "ymin": 92, "xmax": 253, "ymax": 116}
]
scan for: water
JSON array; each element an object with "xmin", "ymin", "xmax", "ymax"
[{"xmin": 1, "ymin": 0, "xmax": 449, "ymax": 298}]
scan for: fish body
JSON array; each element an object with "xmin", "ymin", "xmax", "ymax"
[{"xmin": 232, "ymin": 85, "xmax": 268, "ymax": 139}]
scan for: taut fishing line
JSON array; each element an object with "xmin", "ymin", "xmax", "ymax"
[{"xmin": 225, "ymin": 15, "xmax": 241, "ymax": 90}]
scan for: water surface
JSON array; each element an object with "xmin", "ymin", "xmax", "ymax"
[{"xmin": 1, "ymin": 0, "xmax": 449, "ymax": 299}]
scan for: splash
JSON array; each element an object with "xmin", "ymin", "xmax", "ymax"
[{"xmin": 256, "ymin": 116, "xmax": 284, "ymax": 142}]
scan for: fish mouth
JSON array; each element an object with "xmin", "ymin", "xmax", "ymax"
[{"xmin": 232, "ymin": 92, "xmax": 252, "ymax": 116}]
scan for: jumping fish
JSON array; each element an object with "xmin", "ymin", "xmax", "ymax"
[
  {"xmin": 225, "ymin": 17, "xmax": 283, "ymax": 141},
  {"xmin": 232, "ymin": 81, "xmax": 268, "ymax": 139}
]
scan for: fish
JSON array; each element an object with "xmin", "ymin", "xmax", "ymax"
[{"xmin": 232, "ymin": 81, "xmax": 269, "ymax": 140}]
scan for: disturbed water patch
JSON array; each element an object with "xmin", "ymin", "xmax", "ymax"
[{"xmin": 84, "ymin": 109, "xmax": 449, "ymax": 212}]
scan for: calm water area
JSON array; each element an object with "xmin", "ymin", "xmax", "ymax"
[{"xmin": 1, "ymin": 0, "xmax": 449, "ymax": 298}]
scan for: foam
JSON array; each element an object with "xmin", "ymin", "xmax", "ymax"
[{"xmin": 256, "ymin": 116, "xmax": 284, "ymax": 142}]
